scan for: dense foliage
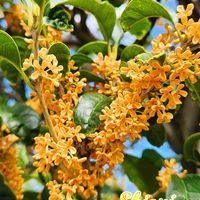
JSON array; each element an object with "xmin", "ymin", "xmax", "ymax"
[{"xmin": 0, "ymin": 0, "xmax": 200, "ymax": 199}]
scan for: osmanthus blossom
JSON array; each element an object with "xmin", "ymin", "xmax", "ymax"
[
  {"xmin": 156, "ymin": 159, "xmax": 187, "ymax": 192},
  {"xmin": 0, "ymin": 133, "xmax": 24, "ymax": 200},
  {"xmin": 143, "ymin": 159, "xmax": 187, "ymax": 200},
  {"xmin": 20, "ymin": 3, "xmax": 200, "ymax": 199}
]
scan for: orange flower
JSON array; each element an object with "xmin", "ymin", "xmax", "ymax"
[
  {"xmin": 160, "ymin": 84, "xmax": 188, "ymax": 110},
  {"xmin": 177, "ymin": 4, "xmax": 194, "ymax": 25},
  {"xmin": 0, "ymin": 134, "xmax": 24, "ymax": 200},
  {"xmin": 156, "ymin": 159, "xmax": 187, "ymax": 192}
]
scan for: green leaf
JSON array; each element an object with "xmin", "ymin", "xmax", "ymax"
[
  {"xmin": 0, "ymin": 30, "xmax": 21, "ymax": 78},
  {"xmin": 120, "ymin": 0, "xmax": 174, "ymax": 32},
  {"xmin": 122, "ymin": 150, "xmax": 163, "ymax": 193},
  {"xmin": 136, "ymin": 52, "xmax": 166, "ymax": 64},
  {"xmin": 13, "ymin": 36, "xmax": 31, "ymax": 65},
  {"xmin": 0, "ymin": 103, "xmax": 41, "ymax": 141},
  {"xmin": 50, "ymin": 0, "xmax": 116, "ymax": 41},
  {"xmin": 48, "ymin": 42, "xmax": 70, "ymax": 71},
  {"xmin": 185, "ymin": 78, "xmax": 200, "ymax": 107},
  {"xmin": 0, "ymin": 174, "xmax": 16, "ymax": 200},
  {"xmin": 18, "ymin": 143, "xmax": 29, "ymax": 168},
  {"xmin": 0, "ymin": 30, "xmax": 34, "ymax": 88},
  {"xmin": 183, "ymin": 174, "xmax": 200, "ymax": 199},
  {"xmin": 184, "ymin": 132, "xmax": 200, "ymax": 166},
  {"xmin": 121, "ymin": 44, "xmax": 146, "ymax": 61},
  {"xmin": 103, "ymin": 0, "xmax": 125, "ymax": 7},
  {"xmin": 0, "ymin": 59, "xmax": 21, "ymax": 83},
  {"xmin": 77, "ymin": 41, "xmax": 107, "ymax": 55},
  {"xmin": 166, "ymin": 175, "xmax": 187, "ymax": 200},
  {"xmin": 12, "ymin": 103, "xmax": 41, "ymax": 130},
  {"xmin": 74, "ymin": 92, "xmax": 112, "ymax": 134},
  {"xmin": 79, "ymin": 70, "xmax": 105, "ymax": 83},
  {"xmin": 71, "ymin": 53, "xmax": 93, "ymax": 66},
  {"xmin": 44, "ymin": 5, "xmax": 73, "ymax": 31},
  {"xmin": 0, "ymin": 31, "xmax": 21, "ymax": 67},
  {"xmin": 142, "ymin": 124, "xmax": 166, "ymax": 147},
  {"xmin": 167, "ymin": 174, "xmax": 200, "ymax": 200},
  {"xmin": 34, "ymin": 0, "xmax": 47, "ymax": 6},
  {"xmin": 129, "ymin": 18, "xmax": 151, "ymax": 40},
  {"xmin": 24, "ymin": 192, "xmax": 38, "ymax": 200}
]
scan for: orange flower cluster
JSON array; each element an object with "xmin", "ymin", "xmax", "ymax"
[
  {"xmin": 156, "ymin": 159, "xmax": 187, "ymax": 192},
  {"xmin": 176, "ymin": 4, "xmax": 200, "ymax": 44},
  {"xmin": 23, "ymin": 47, "xmax": 124, "ymax": 199},
  {"xmin": 4, "ymin": 4, "xmax": 27, "ymax": 33},
  {"xmin": 24, "ymin": 26, "xmax": 63, "ymax": 49},
  {"xmin": 28, "ymin": 4, "xmax": 200, "ymax": 200},
  {"xmin": 0, "ymin": 133, "xmax": 24, "ymax": 200}
]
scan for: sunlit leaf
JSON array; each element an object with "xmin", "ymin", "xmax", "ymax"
[
  {"xmin": 48, "ymin": 42, "xmax": 70, "ymax": 71},
  {"xmin": 136, "ymin": 52, "xmax": 166, "ymax": 64},
  {"xmin": 78, "ymin": 41, "xmax": 107, "ymax": 55},
  {"xmin": 74, "ymin": 92, "xmax": 112, "ymax": 134},
  {"xmin": 167, "ymin": 174, "xmax": 200, "ymax": 200},
  {"xmin": 129, "ymin": 18, "xmax": 151, "ymax": 40},
  {"xmin": 121, "ymin": 44, "xmax": 146, "ymax": 61},
  {"xmin": 120, "ymin": 0, "xmax": 174, "ymax": 32},
  {"xmin": 50, "ymin": 0, "xmax": 116, "ymax": 41},
  {"xmin": 71, "ymin": 53, "xmax": 93, "ymax": 66}
]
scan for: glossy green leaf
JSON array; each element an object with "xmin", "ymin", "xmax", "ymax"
[
  {"xmin": 103, "ymin": 0, "xmax": 125, "ymax": 7},
  {"xmin": 79, "ymin": 70, "xmax": 105, "ymax": 83},
  {"xmin": 0, "ymin": 59, "xmax": 21, "ymax": 83},
  {"xmin": 74, "ymin": 92, "xmax": 112, "ymax": 134},
  {"xmin": 184, "ymin": 132, "xmax": 200, "ymax": 166},
  {"xmin": 77, "ymin": 41, "xmax": 107, "ymax": 55},
  {"xmin": 13, "ymin": 36, "xmax": 31, "ymax": 65},
  {"xmin": 0, "ymin": 30, "xmax": 21, "ymax": 74},
  {"xmin": 120, "ymin": 0, "xmax": 174, "ymax": 32},
  {"xmin": 167, "ymin": 174, "xmax": 200, "ymax": 200},
  {"xmin": 71, "ymin": 53, "xmax": 93, "ymax": 66},
  {"xmin": 136, "ymin": 52, "xmax": 166, "ymax": 64},
  {"xmin": 166, "ymin": 175, "xmax": 187, "ymax": 200},
  {"xmin": 142, "ymin": 124, "xmax": 166, "ymax": 147},
  {"xmin": 185, "ymin": 78, "xmax": 200, "ymax": 107},
  {"xmin": 50, "ymin": 0, "xmax": 116, "ymax": 41},
  {"xmin": 0, "ymin": 30, "xmax": 34, "ymax": 88},
  {"xmin": 12, "ymin": 103, "xmax": 41, "ymax": 130},
  {"xmin": 129, "ymin": 18, "xmax": 151, "ymax": 40},
  {"xmin": 121, "ymin": 44, "xmax": 146, "ymax": 61},
  {"xmin": 122, "ymin": 150, "xmax": 163, "ymax": 193},
  {"xmin": 0, "ymin": 174, "xmax": 16, "ymax": 200},
  {"xmin": 44, "ymin": 5, "xmax": 73, "ymax": 31},
  {"xmin": 0, "ymin": 103, "xmax": 41, "ymax": 141},
  {"xmin": 48, "ymin": 42, "xmax": 70, "ymax": 71}
]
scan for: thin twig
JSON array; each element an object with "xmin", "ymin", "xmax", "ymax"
[{"xmin": 36, "ymin": 79, "xmax": 58, "ymax": 142}]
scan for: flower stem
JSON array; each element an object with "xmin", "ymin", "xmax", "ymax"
[
  {"xmin": 36, "ymin": 79, "xmax": 58, "ymax": 142},
  {"xmin": 32, "ymin": 11, "xmax": 58, "ymax": 142}
]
